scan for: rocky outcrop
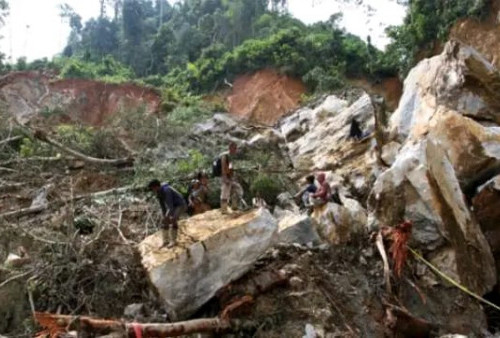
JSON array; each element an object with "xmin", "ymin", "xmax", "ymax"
[
  {"xmin": 370, "ymin": 41, "xmax": 500, "ymax": 298},
  {"xmin": 227, "ymin": 69, "xmax": 305, "ymax": 126},
  {"xmin": 449, "ymin": 0, "xmax": 500, "ymax": 70},
  {"xmin": 279, "ymin": 93, "xmax": 379, "ymax": 200},
  {"xmin": 138, "ymin": 208, "xmax": 277, "ymax": 320},
  {"xmin": 0, "ymin": 71, "xmax": 161, "ymax": 125}
]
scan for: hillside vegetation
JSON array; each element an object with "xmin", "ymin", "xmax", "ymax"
[{"xmin": 0, "ymin": 0, "xmax": 490, "ymax": 99}]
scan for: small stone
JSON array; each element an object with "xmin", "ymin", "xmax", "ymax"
[
  {"xmin": 289, "ymin": 276, "xmax": 304, "ymax": 289},
  {"xmin": 282, "ymin": 264, "xmax": 301, "ymax": 274},
  {"xmin": 124, "ymin": 303, "xmax": 145, "ymax": 319}
]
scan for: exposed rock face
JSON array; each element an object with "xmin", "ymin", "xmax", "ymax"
[
  {"xmin": 279, "ymin": 93, "xmax": 379, "ymax": 200},
  {"xmin": 370, "ymin": 41, "xmax": 499, "ymax": 298},
  {"xmin": 138, "ymin": 208, "xmax": 277, "ymax": 320},
  {"xmin": 450, "ymin": 0, "xmax": 500, "ymax": 70},
  {"xmin": 0, "ymin": 71, "xmax": 161, "ymax": 125},
  {"xmin": 227, "ymin": 69, "xmax": 305, "ymax": 126}
]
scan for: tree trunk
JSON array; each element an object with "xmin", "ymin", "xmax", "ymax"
[
  {"xmin": 15, "ymin": 122, "xmax": 134, "ymax": 167},
  {"xmin": 34, "ymin": 312, "xmax": 232, "ymax": 337}
]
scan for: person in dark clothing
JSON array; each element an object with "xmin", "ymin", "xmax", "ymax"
[
  {"xmin": 349, "ymin": 118, "xmax": 363, "ymax": 141},
  {"xmin": 294, "ymin": 175, "xmax": 318, "ymax": 207},
  {"xmin": 148, "ymin": 179, "xmax": 187, "ymax": 248}
]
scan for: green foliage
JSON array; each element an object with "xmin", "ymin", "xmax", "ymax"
[
  {"xmin": 59, "ymin": 56, "xmax": 133, "ymax": 83},
  {"xmin": 166, "ymin": 103, "xmax": 213, "ymax": 126},
  {"xmin": 56, "ymin": 124, "xmax": 94, "ymax": 154},
  {"xmin": 19, "ymin": 138, "xmax": 52, "ymax": 158},
  {"xmin": 50, "ymin": 0, "xmax": 489, "ymax": 96},
  {"xmin": 175, "ymin": 149, "xmax": 210, "ymax": 180},
  {"xmin": 385, "ymin": 0, "xmax": 488, "ymax": 76},
  {"xmin": 250, "ymin": 174, "xmax": 283, "ymax": 206}
]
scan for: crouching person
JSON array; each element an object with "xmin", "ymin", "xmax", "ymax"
[
  {"xmin": 310, "ymin": 173, "xmax": 331, "ymax": 208},
  {"xmin": 148, "ymin": 179, "xmax": 187, "ymax": 248},
  {"xmin": 294, "ymin": 175, "xmax": 317, "ymax": 208}
]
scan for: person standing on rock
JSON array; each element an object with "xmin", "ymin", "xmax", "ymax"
[
  {"xmin": 148, "ymin": 179, "xmax": 187, "ymax": 248},
  {"xmin": 219, "ymin": 142, "xmax": 244, "ymax": 214},
  {"xmin": 348, "ymin": 118, "xmax": 363, "ymax": 141}
]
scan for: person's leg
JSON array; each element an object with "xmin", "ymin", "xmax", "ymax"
[
  {"xmin": 221, "ymin": 178, "xmax": 231, "ymax": 214},
  {"xmin": 167, "ymin": 205, "xmax": 187, "ymax": 247},
  {"xmin": 302, "ymin": 192, "xmax": 311, "ymax": 207},
  {"xmin": 162, "ymin": 226, "xmax": 170, "ymax": 247}
]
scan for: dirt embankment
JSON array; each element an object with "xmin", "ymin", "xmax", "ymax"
[
  {"xmin": 0, "ymin": 71, "xmax": 161, "ymax": 126},
  {"xmin": 227, "ymin": 69, "xmax": 306, "ymax": 126},
  {"xmin": 227, "ymin": 70, "xmax": 403, "ymax": 126},
  {"xmin": 350, "ymin": 77, "xmax": 403, "ymax": 111}
]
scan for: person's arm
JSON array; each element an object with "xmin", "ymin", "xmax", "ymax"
[
  {"xmin": 158, "ymin": 192, "xmax": 167, "ymax": 216},
  {"xmin": 312, "ymin": 185, "xmax": 326, "ymax": 199},
  {"xmin": 294, "ymin": 186, "xmax": 307, "ymax": 199},
  {"xmin": 164, "ymin": 189, "xmax": 174, "ymax": 218}
]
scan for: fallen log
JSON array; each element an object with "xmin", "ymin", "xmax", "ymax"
[
  {"xmin": 34, "ymin": 312, "xmax": 233, "ymax": 338},
  {"xmin": 0, "ymin": 135, "xmax": 22, "ymax": 146},
  {"xmin": 14, "ymin": 121, "xmax": 134, "ymax": 167},
  {"xmin": 0, "ymin": 185, "xmax": 144, "ymax": 220},
  {"xmin": 0, "ymin": 205, "xmax": 47, "ymax": 219},
  {"xmin": 0, "ymin": 156, "xmax": 67, "ymax": 167},
  {"xmin": 0, "ymin": 181, "xmax": 27, "ymax": 192}
]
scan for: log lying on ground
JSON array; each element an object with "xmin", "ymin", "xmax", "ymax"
[
  {"xmin": 0, "ymin": 185, "xmax": 144, "ymax": 220},
  {"xmin": 0, "ymin": 135, "xmax": 22, "ymax": 146},
  {"xmin": 15, "ymin": 121, "xmax": 134, "ymax": 167},
  {"xmin": 0, "ymin": 205, "xmax": 47, "ymax": 219},
  {"xmin": 0, "ymin": 156, "xmax": 68, "ymax": 167},
  {"xmin": 35, "ymin": 312, "xmax": 233, "ymax": 337}
]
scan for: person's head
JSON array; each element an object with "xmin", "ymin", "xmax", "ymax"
[
  {"xmin": 229, "ymin": 142, "xmax": 237, "ymax": 155},
  {"xmin": 306, "ymin": 175, "xmax": 315, "ymax": 185},
  {"xmin": 198, "ymin": 171, "xmax": 209, "ymax": 185},
  {"xmin": 316, "ymin": 172, "xmax": 326, "ymax": 184},
  {"xmin": 147, "ymin": 179, "xmax": 161, "ymax": 192},
  {"xmin": 191, "ymin": 179, "xmax": 200, "ymax": 189}
]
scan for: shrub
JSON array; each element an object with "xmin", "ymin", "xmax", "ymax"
[{"xmin": 250, "ymin": 174, "xmax": 283, "ymax": 206}]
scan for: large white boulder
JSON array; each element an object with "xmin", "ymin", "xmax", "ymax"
[
  {"xmin": 138, "ymin": 208, "xmax": 277, "ymax": 320},
  {"xmin": 369, "ymin": 41, "xmax": 500, "ymax": 295}
]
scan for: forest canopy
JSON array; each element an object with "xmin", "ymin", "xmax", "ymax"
[{"xmin": 1, "ymin": 0, "xmax": 490, "ymax": 95}]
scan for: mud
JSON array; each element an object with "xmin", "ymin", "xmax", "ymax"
[
  {"xmin": 0, "ymin": 71, "xmax": 161, "ymax": 126},
  {"xmin": 227, "ymin": 69, "xmax": 306, "ymax": 126}
]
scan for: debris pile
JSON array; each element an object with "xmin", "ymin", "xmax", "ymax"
[{"xmin": 4, "ymin": 39, "xmax": 500, "ymax": 338}]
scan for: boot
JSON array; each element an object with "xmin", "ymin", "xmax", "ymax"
[
  {"xmin": 161, "ymin": 228, "xmax": 170, "ymax": 248},
  {"xmin": 220, "ymin": 200, "xmax": 229, "ymax": 214},
  {"xmin": 167, "ymin": 228, "xmax": 178, "ymax": 248},
  {"xmin": 231, "ymin": 197, "xmax": 239, "ymax": 211}
]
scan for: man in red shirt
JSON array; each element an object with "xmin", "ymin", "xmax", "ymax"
[{"xmin": 310, "ymin": 172, "xmax": 331, "ymax": 207}]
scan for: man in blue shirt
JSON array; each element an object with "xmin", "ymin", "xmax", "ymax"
[
  {"xmin": 294, "ymin": 175, "xmax": 317, "ymax": 208},
  {"xmin": 148, "ymin": 179, "xmax": 187, "ymax": 248}
]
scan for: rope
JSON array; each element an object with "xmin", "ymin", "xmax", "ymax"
[{"xmin": 408, "ymin": 247, "xmax": 500, "ymax": 312}]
